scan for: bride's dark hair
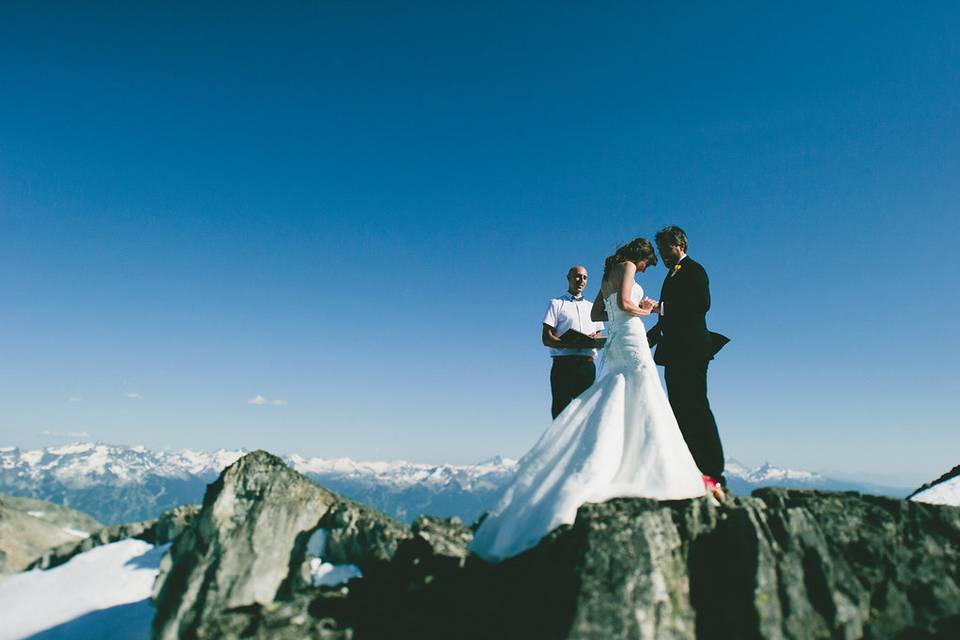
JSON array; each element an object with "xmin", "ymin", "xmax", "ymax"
[{"xmin": 603, "ymin": 237, "xmax": 658, "ymax": 279}]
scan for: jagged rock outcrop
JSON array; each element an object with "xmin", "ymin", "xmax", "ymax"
[
  {"xmin": 152, "ymin": 451, "xmax": 960, "ymax": 639},
  {"xmin": 197, "ymin": 513, "xmax": 473, "ymax": 639},
  {"xmin": 560, "ymin": 491, "xmax": 960, "ymax": 639},
  {"xmin": 152, "ymin": 450, "xmax": 410, "ymax": 640},
  {"xmin": 0, "ymin": 493, "xmax": 102, "ymax": 574},
  {"xmin": 27, "ymin": 503, "xmax": 199, "ymax": 570}
]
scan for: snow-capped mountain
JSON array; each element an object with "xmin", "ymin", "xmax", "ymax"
[
  {"xmin": 0, "ymin": 443, "xmax": 244, "ymax": 525},
  {"xmin": 0, "ymin": 443, "xmax": 910, "ymax": 526},
  {"xmin": 724, "ymin": 459, "xmax": 820, "ymax": 484},
  {"xmin": 0, "ymin": 443, "xmax": 245, "ymax": 486},
  {"xmin": 0, "ymin": 444, "xmax": 514, "ymax": 493},
  {"xmin": 0, "ymin": 443, "xmax": 518, "ymax": 525},
  {"xmin": 723, "ymin": 457, "xmax": 909, "ymax": 498},
  {"xmin": 909, "ymin": 464, "xmax": 960, "ymax": 507}
]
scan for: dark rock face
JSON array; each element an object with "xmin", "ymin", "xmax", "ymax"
[
  {"xmin": 151, "ymin": 452, "xmax": 960, "ymax": 640},
  {"xmin": 27, "ymin": 503, "xmax": 199, "ymax": 571},
  {"xmin": 316, "ymin": 500, "xmax": 411, "ymax": 567},
  {"xmin": 566, "ymin": 491, "xmax": 960, "ymax": 639},
  {"xmin": 198, "ymin": 513, "xmax": 477, "ymax": 639}
]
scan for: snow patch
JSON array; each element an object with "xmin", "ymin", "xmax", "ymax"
[
  {"xmin": 47, "ymin": 443, "xmax": 96, "ymax": 456},
  {"xmin": 309, "ymin": 558, "xmax": 363, "ymax": 587},
  {"xmin": 0, "ymin": 539, "xmax": 166, "ymax": 640},
  {"xmin": 725, "ymin": 459, "xmax": 821, "ymax": 484},
  {"xmin": 304, "ymin": 528, "xmax": 362, "ymax": 587},
  {"xmin": 21, "ymin": 450, "xmax": 43, "ymax": 466},
  {"xmin": 911, "ymin": 475, "xmax": 960, "ymax": 507}
]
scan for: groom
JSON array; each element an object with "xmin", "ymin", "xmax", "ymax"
[{"xmin": 647, "ymin": 226, "xmax": 728, "ymax": 491}]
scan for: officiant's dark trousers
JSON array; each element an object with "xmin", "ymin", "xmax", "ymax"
[
  {"xmin": 550, "ymin": 356, "xmax": 595, "ymax": 419},
  {"xmin": 665, "ymin": 361, "xmax": 725, "ymax": 483}
]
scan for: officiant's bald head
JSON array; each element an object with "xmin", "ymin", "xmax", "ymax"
[{"xmin": 567, "ymin": 265, "xmax": 588, "ymax": 297}]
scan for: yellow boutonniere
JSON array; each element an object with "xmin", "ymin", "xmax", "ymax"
[{"xmin": 673, "ymin": 263, "xmax": 682, "ymax": 272}]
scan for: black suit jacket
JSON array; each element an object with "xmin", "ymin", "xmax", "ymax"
[{"xmin": 646, "ymin": 256, "xmax": 718, "ymax": 365}]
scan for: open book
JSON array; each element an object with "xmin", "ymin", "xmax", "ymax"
[{"xmin": 558, "ymin": 330, "xmax": 607, "ymax": 349}]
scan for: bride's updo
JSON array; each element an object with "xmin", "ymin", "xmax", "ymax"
[{"xmin": 603, "ymin": 237, "xmax": 658, "ymax": 279}]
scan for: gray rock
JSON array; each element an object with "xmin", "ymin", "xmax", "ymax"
[
  {"xmin": 563, "ymin": 498, "xmax": 697, "ymax": 639},
  {"xmin": 387, "ymin": 514, "xmax": 473, "ymax": 584},
  {"xmin": 540, "ymin": 490, "xmax": 960, "ymax": 639},
  {"xmin": 152, "ymin": 450, "xmax": 410, "ymax": 640},
  {"xmin": 268, "ymin": 492, "xmax": 960, "ymax": 639},
  {"xmin": 149, "ymin": 452, "xmax": 960, "ymax": 640},
  {"xmin": 0, "ymin": 493, "xmax": 102, "ymax": 574},
  {"xmin": 27, "ymin": 503, "xmax": 199, "ymax": 571},
  {"xmin": 316, "ymin": 499, "xmax": 412, "ymax": 567},
  {"xmin": 410, "ymin": 515, "xmax": 472, "ymax": 561}
]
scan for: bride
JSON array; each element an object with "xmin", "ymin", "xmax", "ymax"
[{"xmin": 470, "ymin": 237, "xmax": 708, "ymax": 562}]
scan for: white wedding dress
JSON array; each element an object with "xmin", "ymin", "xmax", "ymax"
[{"xmin": 470, "ymin": 282, "xmax": 706, "ymax": 562}]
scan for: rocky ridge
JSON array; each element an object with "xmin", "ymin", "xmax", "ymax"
[
  {"xmin": 151, "ymin": 451, "xmax": 960, "ymax": 639},
  {"xmin": 27, "ymin": 503, "xmax": 199, "ymax": 571},
  {"xmin": 0, "ymin": 493, "xmax": 102, "ymax": 574}
]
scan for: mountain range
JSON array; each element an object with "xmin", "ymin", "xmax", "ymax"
[{"xmin": 0, "ymin": 442, "xmax": 911, "ymax": 525}]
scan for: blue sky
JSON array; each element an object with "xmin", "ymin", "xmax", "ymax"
[{"xmin": 1, "ymin": 2, "xmax": 957, "ymax": 485}]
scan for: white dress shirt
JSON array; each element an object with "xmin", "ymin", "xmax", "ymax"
[{"xmin": 542, "ymin": 292, "xmax": 605, "ymax": 357}]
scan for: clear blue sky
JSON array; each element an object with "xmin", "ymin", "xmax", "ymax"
[{"xmin": 2, "ymin": 2, "xmax": 957, "ymax": 486}]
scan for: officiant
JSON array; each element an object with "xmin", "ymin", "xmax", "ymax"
[{"xmin": 541, "ymin": 265, "xmax": 606, "ymax": 418}]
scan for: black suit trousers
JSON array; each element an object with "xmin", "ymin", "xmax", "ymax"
[
  {"xmin": 664, "ymin": 361, "xmax": 725, "ymax": 483},
  {"xmin": 550, "ymin": 357, "xmax": 596, "ymax": 419}
]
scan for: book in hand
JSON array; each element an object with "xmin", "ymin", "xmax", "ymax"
[{"xmin": 559, "ymin": 330, "xmax": 606, "ymax": 349}]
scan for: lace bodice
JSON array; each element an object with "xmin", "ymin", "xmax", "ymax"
[{"xmin": 602, "ymin": 282, "xmax": 655, "ymax": 372}]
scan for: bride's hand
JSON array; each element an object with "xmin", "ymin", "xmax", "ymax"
[{"xmin": 638, "ymin": 298, "xmax": 656, "ymax": 314}]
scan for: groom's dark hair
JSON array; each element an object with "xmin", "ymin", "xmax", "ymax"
[{"xmin": 655, "ymin": 226, "xmax": 688, "ymax": 250}]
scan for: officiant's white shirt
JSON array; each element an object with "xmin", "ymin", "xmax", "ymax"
[{"xmin": 543, "ymin": 293, "xmax": 605, "ymax": 357}]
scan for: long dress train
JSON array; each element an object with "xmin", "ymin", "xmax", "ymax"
[{"xmin": 470, "ymin": 283, "xmax": 705, "ymax": 562}]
